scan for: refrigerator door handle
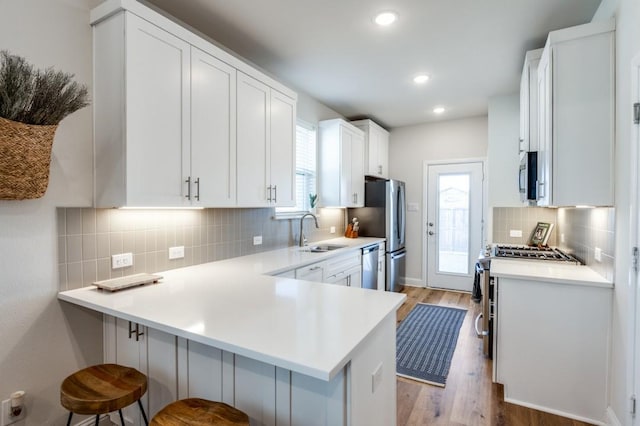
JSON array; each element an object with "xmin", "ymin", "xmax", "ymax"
[{"xmin": 398, "ymin": 184, "xmax": 406, "ymax": 245}]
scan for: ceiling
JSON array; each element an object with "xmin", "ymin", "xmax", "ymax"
[{"xmin": 145, "ymin": 0, "xmax": 601, "ymax": 129}]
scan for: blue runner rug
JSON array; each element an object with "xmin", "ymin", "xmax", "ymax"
[{"xmin": 396, "ymin": 303, "xmax": 467, "ymax": 387}]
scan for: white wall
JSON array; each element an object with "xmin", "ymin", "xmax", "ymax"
[
  {"xmin": 592, "ymin": 0, "xmax": 640, "ymax": 424},
  {"xmin": 297, "ymin": 90, "xmax": 344, "ymax": 125},
  {"xmin": 0, "ymin": 0, "xmax": 104, "ymax": 424},
  {"xmin": 389, "ymin": 117, "xmax": 488, "ymax": 286}
]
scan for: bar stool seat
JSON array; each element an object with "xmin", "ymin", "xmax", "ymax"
[
  {"xmin": 61, "ymin": 363, "xmax": 148, "ymax": 426},
  {"xmin": 150, "ymin": 398, "xmax": 249, "ymax": 426}
]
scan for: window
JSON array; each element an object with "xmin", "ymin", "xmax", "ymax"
[{"xmin": 276, "ymin": 120, "xmax": 317, "ymax": 216}]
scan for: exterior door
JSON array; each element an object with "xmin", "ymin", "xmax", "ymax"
[{"xmin": 426, "ymin": 161, "xmax": 483, "ymax": 291}]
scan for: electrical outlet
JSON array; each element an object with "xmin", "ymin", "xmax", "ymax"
[
  {"xmin": 330, "ymin": 226, "xmax": 336, "ymax": 234},
  {"xmin": 371, "ymin": 362, "xmax": 383, "ymax": 393},
  {"xmin": 111, "ymin": 253, "xmax": 133, "ymax": 269},
  {"xmin": 561, "ymin": 233, "xmax": 565, "ymax": 243},
  {"xmin": 253, "ymin": 236, "xmax": 262, "ymax": 245},
  {"xmin": 509, "ymin": 229, "xmax": 522, "ymax": 238},
  {"xmin": 1, "ymin": 399, "xmax": 25, "ymax": 426},
  {"xmin": 594, "ymin": 247, "xmax": 602, "ymax": 262},
  {"xmin": 169, "ymin": 246, "xmax": 185, "ymax": 260}
]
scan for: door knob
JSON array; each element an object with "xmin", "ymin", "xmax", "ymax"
[
  {"xmin": 428, "ymin": 222, "xmax": 434, "ymax": 227},
  {"xmin": 428, "ymin": 231, "xmax": 435, "ymax": 236}
]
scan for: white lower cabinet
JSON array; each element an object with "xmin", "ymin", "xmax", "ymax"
[
  {"xmin": 295, "ymin": 263, "xmax": 325, "ymax": 282},
  {"xmin": 104, "ymin": 312, "xmax": 397, "ymax": 426},
  {"xmin": 104, "ymin": 317, "xmax": 178, "ymax": 424},
  {"xmin": 324, "ymin": 251, "xmax": 362, "ymax": 287},
  {"xmin": 495, "ymin": 278, "xmax": 611, "ymax": 424}
]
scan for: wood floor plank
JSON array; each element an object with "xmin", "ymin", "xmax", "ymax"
[{"xmin": 396, "ymin": 287, "xmax": 595, "ymax": 426}]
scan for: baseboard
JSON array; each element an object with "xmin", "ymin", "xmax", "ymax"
[
  {"xmin": 402, "ymin": 277, "xmax": 424, "ymax": 287},
  {"xmin": 503, "ymin": 397, "xmax": 606, "ymax": 426},
  {"xmin": 605, "ymin": 406, "xmax": 622, "ymax": 426}
]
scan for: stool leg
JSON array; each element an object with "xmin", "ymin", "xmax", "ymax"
[
  {"xmin": 119, "ymin": 409, "xmax": 125, "ymax": 426},
  {"xmin": 138, "ymin": 400, "xmax": 149, "ymax": 426},
  {"xmin": 66, "ymin": 412, "xmax": 73, "ymax": 426},
  {"xmin": 94, "ymin": 414, "xmax": 99, "ymax": 425}
]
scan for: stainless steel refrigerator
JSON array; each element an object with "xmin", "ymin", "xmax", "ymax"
[{"xmin": 349, "ymin": 179, "xmax": 406, "ymax": 292}]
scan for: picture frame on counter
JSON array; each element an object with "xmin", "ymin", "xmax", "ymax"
[{"xmin": 529, "ymin": 222, "xmax": 554, "ymax": 246}]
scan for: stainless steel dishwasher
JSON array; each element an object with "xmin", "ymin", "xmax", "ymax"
[{"xmin": 361, "ymin": 244, "xmax": 379, "ymax": 290}]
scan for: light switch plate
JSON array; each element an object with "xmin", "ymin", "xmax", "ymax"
[
  {"xmin": 407, "ymin": 203, "xmax": 419, "ymax": 212},
  {"xmin": 253, "ymin": 236, "xmax": 263, "ymax": 245},
  {"xmin": 330, "ymin": 226, "xmax": 336, "ymax": 234}
]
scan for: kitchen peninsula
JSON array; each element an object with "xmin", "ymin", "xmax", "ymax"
[{"xmin": 59, "ymin": 238, "xmax": 405, "ymax": 426}]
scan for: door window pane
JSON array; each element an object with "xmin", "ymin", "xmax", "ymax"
[{"xmin": 437, "ymin": 173, "xmax": 470, "ymax": 274}]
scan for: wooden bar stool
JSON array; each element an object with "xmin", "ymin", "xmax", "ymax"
[
  {"xmin": 150, "ymin": 398, "xmax": 249, "ymax": 426},
  {"xmin": 60, "ymin": 363, "xmax": 149, "ymax": 426}
]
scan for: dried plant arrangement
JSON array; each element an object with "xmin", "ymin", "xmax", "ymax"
[
  {"xmin": 0, "ymin": 50, "xmax": 89, "ymax": 125},
  {"xmin": 0, "ymin": 50, "xmax": 90, "ymax": 200}
]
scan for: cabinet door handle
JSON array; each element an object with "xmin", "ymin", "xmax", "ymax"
[
  {"xmin": 266, "ymin": 185, "xmax": 272, "ymax": 202},
  {"xmin": 135, "ymin": 323, "xmax": 144, "ymax": 341},
  {"xmin": 195, "ymin": 177, "xmax": 200, "ymax": 201},
  {"xmin": 310, "ymin": 266, "xmax": 321, "ymax": 271},
  {"xmin": 185, "ymin": 177, "xmax": 191, "ymax": 200},
  {"xmin": 538, "ymin": 181, "xmax": 545, "ymax": 198},
  {"xmin": 128, "ymin": 321, "xmax": 135, "ymax": 339},
  {"xmin": 273, "ymin": 185, "xmax": 277, "ymax": 203},
  {"xmin": 378, "ymin": 165, "xmax": 382, "ymax": 175}
]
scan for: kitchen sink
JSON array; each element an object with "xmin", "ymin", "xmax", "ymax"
[{"xmin": 300, "ymin": 244, "xmax": 347, "ymax": 253}]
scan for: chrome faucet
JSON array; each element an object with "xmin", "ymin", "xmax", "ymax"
[{"xmin": 298, "ymin": 213, "xmax": 319, "ymax": 247}]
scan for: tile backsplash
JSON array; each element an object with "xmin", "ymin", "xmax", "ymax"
[
  {"xmin": 57, "ymin": 208, "xmax": 345, "ymax": 290},
  {"xmin": 492, "ymin": 207, "xmax": 558, "ymax": 246},
  {"xmin": 492, "ymin": 206, "xmax": 615, "ymax": 281},
  {"xmin": 557, "ymin": 207, "xmax": 615, "ymax": 281}
]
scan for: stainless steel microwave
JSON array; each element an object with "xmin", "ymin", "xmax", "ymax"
[{"xmin": 519, "ymin": 151, "xmax": 538, "ymax": 202}]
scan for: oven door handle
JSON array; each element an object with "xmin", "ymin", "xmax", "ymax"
[{"xmin": 474, "ymin": 313, "xmax": 489, "ymax": 338}]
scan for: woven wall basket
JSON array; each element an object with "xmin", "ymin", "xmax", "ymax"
[{"xmin": 0, "ymin": 117, "xmax": 58, "ymax": 200}]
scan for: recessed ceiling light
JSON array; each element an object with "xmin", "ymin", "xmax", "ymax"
[
  {"xmin": 433, "ymin": 107, "xmax": 446, "ymax": 114},
  {"xmin": 413, "ymin": 74, "xmax": 429, "ymax": 84},
  {"xmin": 374, "ymin": 11, "xmax": 397, "ymax": 26}
]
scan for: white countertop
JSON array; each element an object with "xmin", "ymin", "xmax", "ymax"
[
  {"xmin": 490, "ymin": 259, "xmax": 613, "ymax": 288},
  {"xmin": 58, "ymin": 237, "xmax": 405, "ymax": 381}
]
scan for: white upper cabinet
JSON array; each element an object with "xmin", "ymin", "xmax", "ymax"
[
  {"xmin": 536, "ymin": 20, "xmax": 615, "ymax": 207},
  {"xmin": 519, "ymin": 49, "xmax": 543, "ymax": 153},
  {"xmin": 94, "ymin": 13, "xmax": 190, "ymax": 207},
  {"xmin": 190, "ymin": 47, "xmax": 237, "ymax": 206},
  {"xmin": 351, "ymin": 119, "xmax": 390, "ymax": 179},
  {"xmin": 91, "ymin": 1, "xmax": 296, "ymax": 208},
  {"xmin": 236, "ymin": 72, "xmax": 296, "ymax": 207},
  {"xmin": 319, "ymin": 119, "xmax": 365, "ymax": 208}
]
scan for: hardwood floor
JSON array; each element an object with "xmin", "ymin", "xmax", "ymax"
[{"xmin": 396, "ymin": 286, "xmax": 593, "ymax": 426}]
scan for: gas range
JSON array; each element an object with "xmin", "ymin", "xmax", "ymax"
[{"xmin": 491, "ymin": 244, "xmax": 580, "ymax": 264}]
